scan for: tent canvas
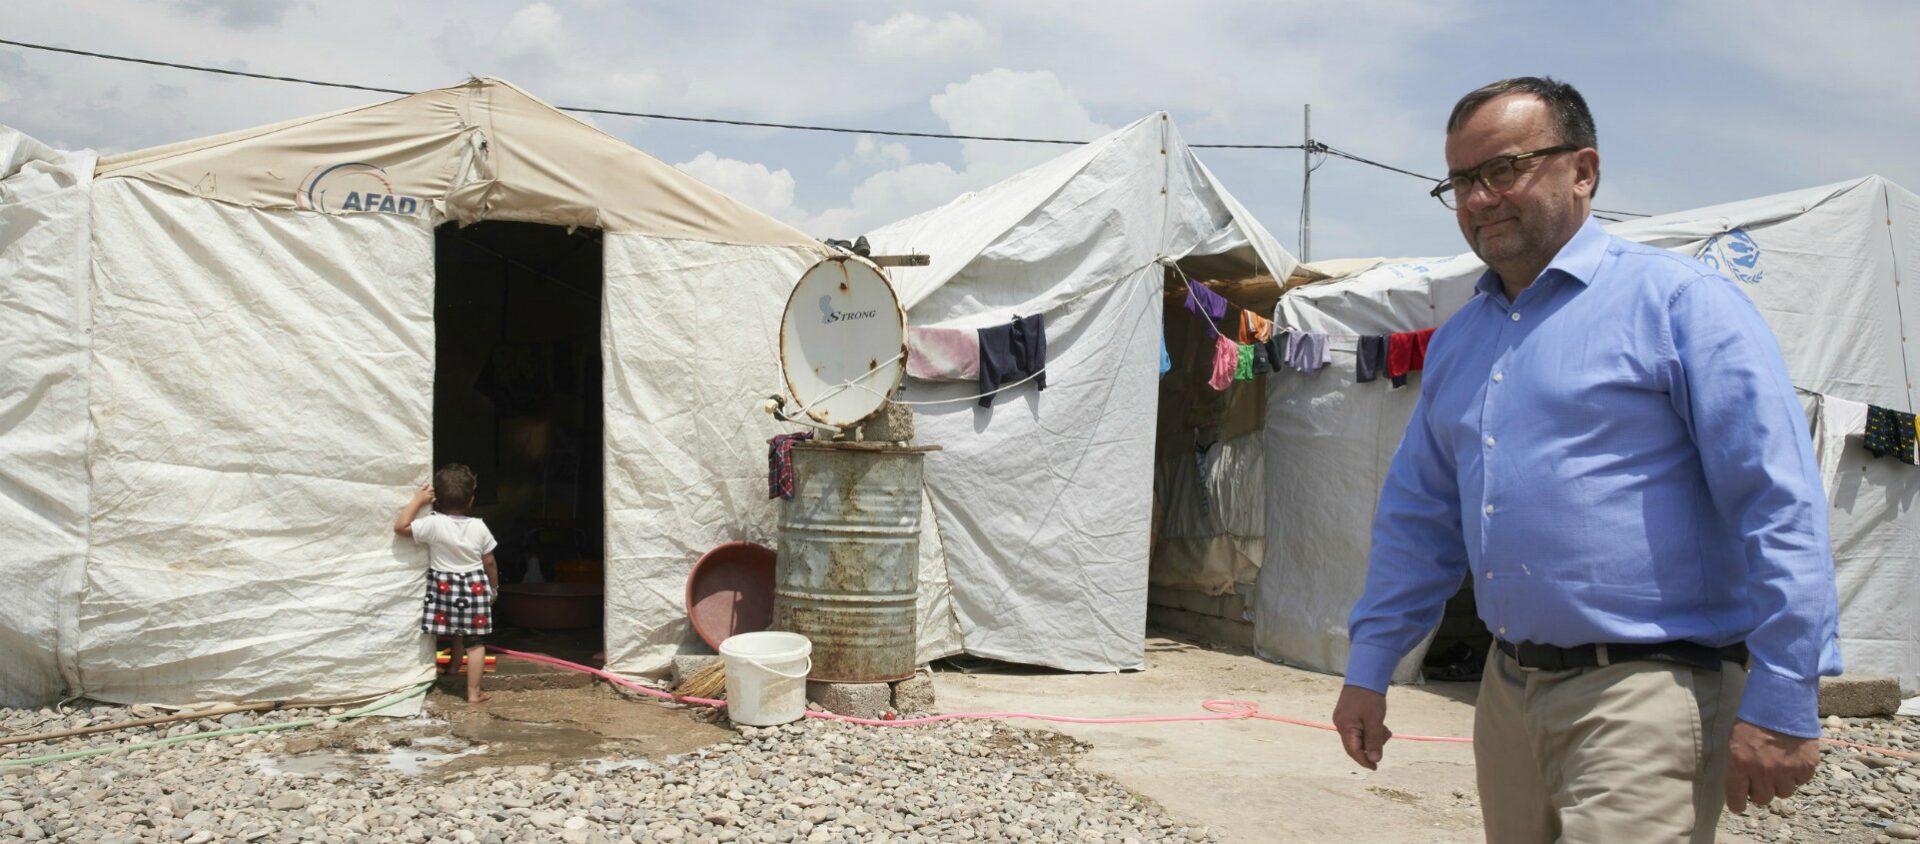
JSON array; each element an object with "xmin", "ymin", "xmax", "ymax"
[
  {"xmin": 0, "ymin": 77, "xmax": 840, "ymax": 707},
  {"xmin": 1255, "ymin": 176, "xmax": 1920, "ymax": 693},
  {"xmin": 866, "ymin": 114, "xmax": 1296, "ymax": 672}
]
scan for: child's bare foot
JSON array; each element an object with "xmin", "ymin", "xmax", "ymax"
[{"xmin": 466, "ymin": 693, "xmax": 491, "ymax": 704}]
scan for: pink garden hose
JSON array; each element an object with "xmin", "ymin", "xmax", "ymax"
[
  {"xmin": 490, "ymin": 647, "xmax": 1471, "ymax": 740},
  {"xmin": 493, "ymin": 648, "xmax": 1920, "ymax": 760}
]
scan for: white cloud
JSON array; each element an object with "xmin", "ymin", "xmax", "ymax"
[
  {"xmin": 175, "ymin": 0, "xmax": 299, "ymax": 30},
  {"xmin": 496, "ymin": 3, "xmax": 566, "ymax": 69},
  {"xmin": 930, "ymin": 68, "xmax": 1112, "ymax": 182},
  {"xmin": 673, "ymin": 151, "xmax": 797, "ymax": 217},
  {"xmin": 855, "ymin": 136, "xmax": 913, "ymax": 168},
  {"xmin": 852, "ymin": 12, "xmax": 993, "ymax": 61}
]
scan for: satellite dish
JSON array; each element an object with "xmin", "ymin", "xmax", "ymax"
[{"xmin": 778, "ymin": 256, "xmax": 907, "ymax": 429}]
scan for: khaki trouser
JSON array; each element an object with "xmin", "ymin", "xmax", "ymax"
[{"xmin": 1475, "ymin": 648, "xmax": 1747, "ymax": 843}]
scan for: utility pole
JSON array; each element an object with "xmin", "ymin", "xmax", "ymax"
[{"xmin": 1301, "ymin": 103, "xmax": 1312, "ymax": 263}]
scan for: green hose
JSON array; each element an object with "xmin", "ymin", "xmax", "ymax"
[{"xmin": 0, "ymin": 682, "xmax": 433, "ymax": 769}]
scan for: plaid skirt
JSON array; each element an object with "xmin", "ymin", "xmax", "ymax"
[{"xmin": 422, "ymin": 569, "xmax": 494, "ymax": 636}]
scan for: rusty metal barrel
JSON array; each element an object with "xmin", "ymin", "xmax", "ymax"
[{"xmin": 773, "ymin": 441, "xmax": 937, "ymax": 683}]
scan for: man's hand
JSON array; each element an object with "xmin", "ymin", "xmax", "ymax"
[
  {"xmin": 1332, "ymin": 685, "xmax": 1392, "ymax": 770},
  {"xmin": 1725, "ymin": 720, "xmax": 1820, "ymax": 813}
]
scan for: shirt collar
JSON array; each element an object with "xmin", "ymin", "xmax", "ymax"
[{"xmin": 1473, "ymin": 215, "xmax": 1609, "ymax": 299}]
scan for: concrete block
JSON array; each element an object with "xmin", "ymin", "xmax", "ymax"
[
  {"xmin": 806, "ymin": 681, "xmax": 891, "ymax": 719},
  {"xmin": 891, "ymin": 674, "xmax": 936, "ymax": 715},
  {"xmin": 671, "ymin": 655, "xmax": 720, "ymax": 688},
  {"xmin": 859, "ymin": 401, "xmax": 915, "ymax": 443},
  {"xmin": 1819, "ymin": 674, "xmax": 1902, "ymax": 718}
]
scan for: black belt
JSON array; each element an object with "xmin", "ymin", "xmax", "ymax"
[{"xmin": 1495, "ymin": 639, "xmax": 1748, "ymax": 672}]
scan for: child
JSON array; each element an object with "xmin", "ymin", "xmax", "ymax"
[{"xmin": 394, "ymin": 463, "xmax": 500, "ymax": 704}]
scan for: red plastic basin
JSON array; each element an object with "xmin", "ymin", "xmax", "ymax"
[
  {"xmin": 498, "ymin": 582, "xmax": 604, "ymax": 630},
  {"xmin": 685, "ymin": 541, "xmax": 777, "ymax": 650}
]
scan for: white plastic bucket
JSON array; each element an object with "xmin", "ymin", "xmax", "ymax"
[{"xmin": 718, "ymin": 631, "xmax": 812, "ymax": 726}]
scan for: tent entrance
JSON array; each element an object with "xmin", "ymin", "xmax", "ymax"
[
  {"xmin": 1146, "ymin": 262, "xmax": 1276, "ymax": 647},
  {"xmin": 434, "ymin": 221, "xmax": 605, "ymax": 661}
]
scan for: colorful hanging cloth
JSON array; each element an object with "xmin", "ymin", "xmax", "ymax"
[
  {"xmin": 1238, "ymin": 310, "xmax": 1275, "ymax": 344},
  {"xmin": 1864, "ymin": 405, "xmax": 1917, "ymax": 465},
  {"xmin": 768, "ymin": 431, "xmax": 815, "ymax": 499}
]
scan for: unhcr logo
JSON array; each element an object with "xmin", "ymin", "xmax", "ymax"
[
  {"xmin": 1700, "ymin": 228, "xmax": 1764, "ymax": 285},
  {"xmin": 817, "ymin": 295, "xmax": 878, "ymax": 325},
  {"xmin": 296, "ymin": 162, "xmax": 422, "ymax": 216}
]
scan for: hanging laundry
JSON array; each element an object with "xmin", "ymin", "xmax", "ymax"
[
  {"xmin": 1285, "ymin": 330, "xmax": 1332, "ymax": 376},
  {"xmin": 1812, "ymin": 393, "xmax": 1869, "ymax": 494},
  {"xmin": 1355, "ymin": 335, "xmax": 1388, "ymax": 383},
  {"xmin": 1251, "ymin": 335, "xmax": 1283, "ymax": 375},
  {"xmin": 1160, "ymin": 331, "xmax": 1172, "ymax": 377},
  {"xmin": 1863, "ymin": 404, "xmax": 1917, "ymax": 465},
  {"xmin": 1387, "ymin": 328, "xmax": 1436, "ymax": 388},
  {"xmin": 1237, "ymin": 309, "xmax": 1275, "ymax": 344},
  {"xmin": 767, "ymin": 431, "xmax": 814, "ymax": 499},
  {"xmin": 1183, "ymin": 282, "xmax": 1228, "ymax": 321},
  {"xmin": 1234, "ymin": 344, "xmax": 1256, "ymax": 381},
  {"xmin": 905, "ymin": 325, "xmax": 981, "ymax": 382},
  {"xmin": 977, "ymin": 313, "xmax": 1048, "ymax": 407},
  {"xmin": 1207, "ymin": 333, "xmax": 1238, "ymax": 391}
]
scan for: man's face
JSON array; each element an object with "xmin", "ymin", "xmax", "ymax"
[{"xmin": 1443, "ymin": 94, "xmax": 1593, "ymax": 273}]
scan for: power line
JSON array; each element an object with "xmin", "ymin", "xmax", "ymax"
[
  {"xmin": 0, "ymin": 36, "xmax": 1652, "ymax": 217},
  {"xmin": 0, "ymin": 37, "xmax": 1302, "ymax": 149}
]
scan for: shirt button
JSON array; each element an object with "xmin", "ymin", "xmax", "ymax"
[
  {"xmin": 1498, "ymin": 626, "xmax": 1507, "ymax": 636},
  {"xmin": 1484, "ymin": 504, "xmax": 1495, "ymax": 515},
  {"xmin": 1484, "ymin": 436, "xmax": 1496, "ymax": 447},
  {"xmin": 1510, "ymin": 312, "xmax": 1522, "ymax": 321},
  {"xmin": 1485, "ymin": 571, "xmax": 1494, "ymax": 580},
  {"xmin": 1493, "ymin": 372, "xmax": 1504, "ymax": 383}
]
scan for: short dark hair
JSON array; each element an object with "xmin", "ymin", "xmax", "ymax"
[
  {"xmin": 1446, "ymin": 76, "xmax": 1597, "ymax": 152},
  {"xmin": 1447, "ymin": 76, "xmax": 1598, "ymax": 197},
  {"xmin": 433, "ymin": 463, "xmax": 478, "ymax": 507}
]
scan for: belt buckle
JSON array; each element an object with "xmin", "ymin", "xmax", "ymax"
[{"xmin": 1511, "ymin": 643, "xmax": 1543, "ymax": 672}]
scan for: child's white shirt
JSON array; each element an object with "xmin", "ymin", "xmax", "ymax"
[{"xmin": 411, "ymin": 513, "xmax": 498, "ymax": 573}]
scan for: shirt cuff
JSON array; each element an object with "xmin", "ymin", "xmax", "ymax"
[
  {"xmin": 1736, "ymin": 666, "xmax": 1821, "ymax": 739},
  {"xmin": 1343, "ymin": 642, "xmax": 1405, "ymax": 694}
]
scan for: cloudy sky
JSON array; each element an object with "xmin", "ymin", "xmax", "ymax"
[{"xmin": 5, "ymin": 1, "xmax": 1916, "ymax": 260}]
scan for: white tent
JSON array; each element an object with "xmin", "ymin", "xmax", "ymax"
[
  {"xmin": 866, "ymin": 114, "xmax": 1297, "ymax": 672},
  {"xmin": 0, "ymin": 78, "xmax": 836, "ymax": 708},
  {"xmin": 1255, "ymin": 176, "xmax": 1920, "ymax": 693}
]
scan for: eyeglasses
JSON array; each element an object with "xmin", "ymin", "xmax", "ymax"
[{"xmin": 1429, "ymin": 144, "xmax": 1578, "ymax": 210}]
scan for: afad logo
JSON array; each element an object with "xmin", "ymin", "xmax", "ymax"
[
  {"xmin": 297, "ymin": 162, "xmax": 422, "ymax": 215},
  {"xmin": 1700, "ymin": 227, "xmax": 1763, "ymax": 285}
]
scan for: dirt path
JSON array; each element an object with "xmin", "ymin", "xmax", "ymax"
[{"xmin": 936, "ymin": 637, "xmax": 1485, "ymax": 843}]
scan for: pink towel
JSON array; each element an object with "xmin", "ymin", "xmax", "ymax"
[
  {"xmin": 906, "ymin": 325, "xmax": 981, "ymax": 381},
  {"xmin": 1207, "ymin": 333, "xmax": 1238, "ymax": 391}
]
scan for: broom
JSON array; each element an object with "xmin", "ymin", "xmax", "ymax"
[{"xmin": 674, "ymin": 660, "xmax": 728, "ymax": 701}]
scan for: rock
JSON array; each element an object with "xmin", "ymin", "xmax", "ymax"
[
  {"xmin": 653, "ymin": 828, "xmax": 684, "ymax": 842},
  {"xmin": 1819, "ymin": 676, "xmax": 1902, "ymax": 718},
  {"xmin": 268, "ymin": 793, "xmax": 308, "ymax": 811},
  {"xmin": 890, "ymin": 675, "xmax": 936, "ymax": 715},
  {"xmin": 804, "ymin": 683, "xmax": 891, "ymax": 720},
  {"xmin": 1886, "ymin": 824, "xmax": 1919, "ymax": 841},
  {"xmin": 564, "ymin": 816, "xmax": 589, "ymax": 830}
]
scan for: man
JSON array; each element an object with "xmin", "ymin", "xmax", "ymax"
[{"xmin": 1331, "ymin": 77, "xmax": 1841, "ymax": 842}]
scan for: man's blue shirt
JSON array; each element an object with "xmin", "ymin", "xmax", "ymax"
[{"xmin": 1344, "ymin": 217, "xmax": 1842, "ymax": 738}]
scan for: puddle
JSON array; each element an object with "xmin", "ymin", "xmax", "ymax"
[{"xmin": 592, "ymin": 757, "xmax": 657, "ymax": 776}]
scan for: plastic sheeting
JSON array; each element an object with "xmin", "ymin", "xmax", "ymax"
[
  {"xmin": 0, "ymin": 127, "xmax": 95, "ymax": 708},
  {"xmin": 867, "ymin": 114, "xmax": 1295, "ymax": 671},
  {"xmin": 1256, "ymin": 176, "xmax": 1920, "ymax": 692},
  {"xmin": 598, "ymin": 234, "xmax": 831, "ymax": 676},
  {"xmin": 81, "ymin": 179, "xmax": 437, "ymax": 703}
]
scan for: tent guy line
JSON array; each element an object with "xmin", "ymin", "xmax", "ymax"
[{"xmin": 0, "ymin": 35, "xmax": 1643, "ymax": 217}]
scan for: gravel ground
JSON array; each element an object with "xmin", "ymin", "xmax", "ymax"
[
  {"xmin": 1718, "ymin": 715, "xmax": 1919, "ymax": 843},
  {"xmin": 0, "ymin": 696, "xmax": 1221, "ymax": 843}
]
